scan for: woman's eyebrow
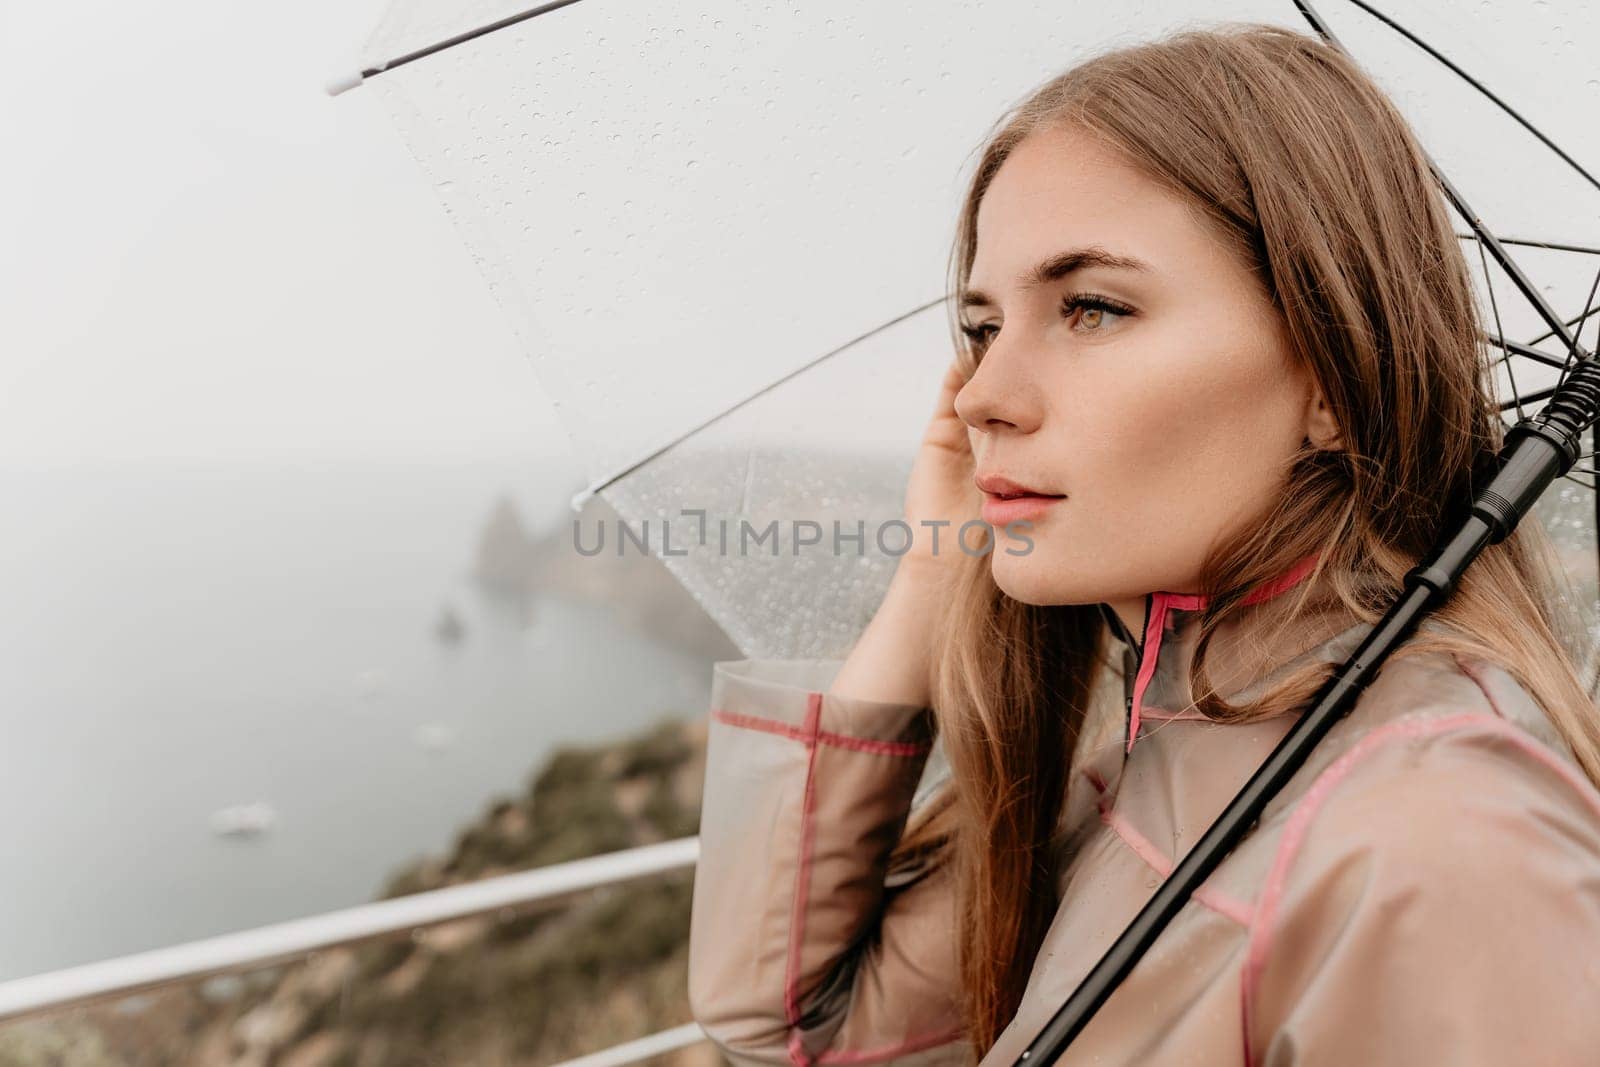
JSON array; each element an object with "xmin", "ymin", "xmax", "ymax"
[{"xmin": 961, "ymin": 246, "xmax": 1152, "ymax": 308}]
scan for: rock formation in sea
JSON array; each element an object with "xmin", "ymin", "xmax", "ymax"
[{"xmin": 472, "ymin": 492, "xmax": 741, "ymax": 665}]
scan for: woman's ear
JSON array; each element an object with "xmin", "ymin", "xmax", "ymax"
[{"xmin": 1305, "ymin": 383, "xmax": 1342, "ymax": 451}]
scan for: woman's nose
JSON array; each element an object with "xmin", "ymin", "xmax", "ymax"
[{"xmin": 954, "ymin": 347, "xmax": 1042, "ymax": 435}]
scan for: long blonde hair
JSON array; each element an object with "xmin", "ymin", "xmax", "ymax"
[{"xmin": 894, "ymin": 23, "xmax": 1600, "ymax": 1052}]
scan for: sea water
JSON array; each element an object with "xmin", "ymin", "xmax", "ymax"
[{"xmin": 0, "ymin": 458, "xmax": 720, "ymax": 980}]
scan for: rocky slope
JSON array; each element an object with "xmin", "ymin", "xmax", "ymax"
[{"xmin": 0, "ymin": 715, "xmax": 720, "ymax": 1066}]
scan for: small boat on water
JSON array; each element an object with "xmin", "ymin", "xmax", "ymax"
[
  {"xmin": 415, "ymin": 723, "xmax": 457, "ymax": 751},
  {"xmin": 435, "ymin": 604, "xmax": 467, "ymax": 645},
  {"xmin": 209, "ymin": 802, "xmax": 278, "ymax": 838}
]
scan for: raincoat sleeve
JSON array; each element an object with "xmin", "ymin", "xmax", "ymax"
[
  {"xmin": 1242, "ymin": 718, "xmax": 1600, "ymax": 1066},
  {"xmin": 687, "ymin": 659, "xmax": 969, "ymax": 1067}
]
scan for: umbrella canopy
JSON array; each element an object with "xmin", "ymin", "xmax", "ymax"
[{"xmin": 333, "ymin": 0, "xmax": 1600, "ymax": 664}]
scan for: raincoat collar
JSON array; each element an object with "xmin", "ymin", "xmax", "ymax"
[{"xmin": 1103, "ymin": 555, "xmax": 1324, "ymax": 756}]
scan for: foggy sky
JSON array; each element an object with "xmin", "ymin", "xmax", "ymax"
[{"xmin": 1, "ymin": 0, "xmax": 573, "ymax": 468}]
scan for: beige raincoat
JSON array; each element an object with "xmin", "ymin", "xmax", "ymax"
[{"xmin": 687, "ymin": 562, "xmax": 1600, "ymax": 1065}]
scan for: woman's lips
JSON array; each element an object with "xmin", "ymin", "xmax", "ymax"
[{"xmin": 980, "ymin": 492, "xmax": 1064, "ymax": 527}]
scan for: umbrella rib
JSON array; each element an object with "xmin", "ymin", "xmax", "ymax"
[
  {"xmin": 1340, "ymin": 0, "xmax": 1600, "ymax": 195},
  {"xmin": 1525, "ymin": 306, "xmax": 1600, "ymax": 349},
  {"xmin": 568, "ymin": 295, "xmax": 950, "ymax": 510},
  {"xmin": 1477, "ymin": 240, "xmax": 1523, "ymax": 421},
  {"xmin": 356, "ymin": 0, "xmax": 586, "ymax": 82},
  {"xmin": 1456, "ymin": 234, "xmax": 1600, "ymax": 258},
  {"xmin": 1316, "ymin": 0, "xmax": 1589, "ymax": 358},
  {"xmin": 1568, "ymin": 263, "xmax": 1600, "ymax": 375},
  {"xmin": 1487, "ymin": 316, "xmax": 1595, "ymax": 417},
  {"xmin": 1501, "ymin": 388, "xmax": 1554, "ymax": 412},
  {"xmin": 1488, "ymin": 336, "xmax": 1567, "ymax": 370}
]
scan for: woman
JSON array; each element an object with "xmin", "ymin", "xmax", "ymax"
[{"xmin": 687, "ymin": 24, "xmax": 1600, "ymax": 1066}]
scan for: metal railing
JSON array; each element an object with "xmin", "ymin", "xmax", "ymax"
[{"xmin": 0, "ymin": 836, "xmax": 707, "ymax": 1066}]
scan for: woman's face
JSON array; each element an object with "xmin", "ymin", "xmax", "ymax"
[{"xmin": 955, "ymin": 123, "xmax": 1335, "ymax": 629}]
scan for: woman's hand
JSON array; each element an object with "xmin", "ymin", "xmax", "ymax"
[
  {"xmin": 830, "ymin": 359, "xmax": 979, "ymax": 709},
  {"xmin": 900, "ymin": 358, "xmax": 982, "ymax": 573}
]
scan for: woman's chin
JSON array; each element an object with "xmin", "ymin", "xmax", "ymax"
[
  {"xmin": 988, "ymin": 548, "xmax": 1086, "ymax": 607},
  {"xmin": 985, "ymin": 556, "xmax": 1062, "ymax": 604}
]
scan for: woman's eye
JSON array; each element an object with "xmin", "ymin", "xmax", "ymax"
[
  {"xmin": 959, "ymin": 322, "xmax": 999, "ymax": 348},
  {"xmin": 958, "ymin": 294, "xmax": 1133, "ymax": 351},
  {"xmin": 1063, "ymin": 293, "xmax": 1134, "ymax": 332}
]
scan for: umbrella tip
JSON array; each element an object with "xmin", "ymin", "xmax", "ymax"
[{"xmin": 324, "ymin": 69, "xmax": 365, "ymax": 97}]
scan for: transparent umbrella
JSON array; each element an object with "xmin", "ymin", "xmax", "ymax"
[{"xmin": 328, "ymin": 0, "xmax": 1600, "ymax": 672}]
